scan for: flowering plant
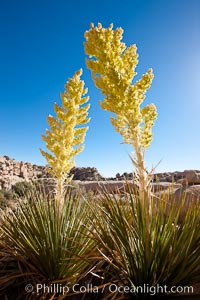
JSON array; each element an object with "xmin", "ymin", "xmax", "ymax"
[
  {"xmin": 41, "ymin": 69, "xmax": 90, "ymax": 205},
  {"xmin": 84, "ymin": 23, "xmax": 157, "ymax": 208}
]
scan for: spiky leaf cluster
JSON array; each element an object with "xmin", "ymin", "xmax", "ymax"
[
  {"xmin": 84, "ymin": 23, "xmax": 157, "ymax": 148},
  {"xmin": 40, "ymin": 69, "xmax": 90, "ymax": 181}
]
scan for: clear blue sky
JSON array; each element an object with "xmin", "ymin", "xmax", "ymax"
[{"xmin": 0, "ymin": 0, "xmax": 199, "ymax": 177}]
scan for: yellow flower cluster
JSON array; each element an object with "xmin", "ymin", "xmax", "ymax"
[
  {"xmin": 84, "ymin": 23, "xmax": 157, "ymax": 149},
  {"xmin": 40, "ymin": 69, "xmax": 90, "ymax": 182}
]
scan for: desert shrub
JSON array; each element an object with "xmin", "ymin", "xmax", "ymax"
[
  {"xmin": 0, "ymin": 195, "xmax": 7, "ymax": 209},
  {"xmin": 83, "ymin": 24, "xmax": 200, "ymax": 299},
  {"xmin": 0, "ymin": 187, "xmax": 96, "ymax": 299},
  {"xmin": 87, "ymin": 184, "xmax": 200, "ymax": 299},
  {"xmin": 0, "ymin": 189, "xmax": 15, "ymax": 200},
  {"xmin": 11, "ymin": 181, "xmax": 36, "ymax": 197},
  {"xmin": 0, "ymin": 189, "xmax": 16, "ymax": 210}
]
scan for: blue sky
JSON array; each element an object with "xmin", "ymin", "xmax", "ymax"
[{"xmin": 0, "ymin": 0, "xmax": 199, "ymax": 177}]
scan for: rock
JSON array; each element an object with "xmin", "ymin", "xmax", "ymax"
[
  {"xmin": 70, "ymin": 167, "xmax": 104, "ymax": 181},
  {"xmin": 153, "ymin": 170, "xmax": 200, "ymax": 186},
  {"xmin": 173, "ymin": 185, "xmax": 200, "ymax": 203},
  {"xmin": 78, "ymin": 180, "xmax": 135, "ymax": 194},
  {"xmin": 0, "ymin": 155, "xmax": 199, "ymax": 196},
  {"xmin": 0, "ymin": 156, "xmax": 47, "ymax": 190},
  {"xmin": 177, "ymin": 178, "xmax": 188, "ymax": 186},
  {"xmin": 152, "ymin": 182, "xmax": 182, "ymax": 193},
  {"xmin": 181, "ymin": 170, "xmax": 200, "ymax": 185},
  {"xmin": 78, "ymin": 181, "xmax": 182, "ymax": 195},
  {"xmin": 153, "ymin": 172, "xmax": 171, "ymax": 182},
  {"xmin": 0, "ymin": 157, "xmax": 5, "ymax": 163},
  {"xmin": 20, "ymin": 162, "xmax": 28, "ymax": 179},
  {"xmin": 0, "ymin": 156, "xmax": 105, "ymax": 190},
  {"xmin": 166, "ymin": 185, "xmax": 200, "ymax": 221}
]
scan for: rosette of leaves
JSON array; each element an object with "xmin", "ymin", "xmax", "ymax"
[
  {"xmin": 0, "ymin": 185, "xmax": 96, "ymax": 299},
  {"xmin": 88, "ymin": 185, "xmax": 200, "ymax": 299}
]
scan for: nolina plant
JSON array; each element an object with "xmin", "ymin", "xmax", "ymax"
[
  {"xmin": 84, "ymin": 23, "xmax": 200, "ymax": 299},
  {"xmin": 0, "ymin": 70, "xmax": 94, "ymax": 299},
  {"xmin": 40, "ymin": 69, "xmax": 90, "ymax": 208},
  {"xmin": 84, "ymin": 23, "xmax": 157, "ymax": 212}
]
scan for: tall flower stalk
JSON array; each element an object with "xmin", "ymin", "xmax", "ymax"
[
  {"xmin": 84, "ymin": 23, "xmax": 157, "ymax": 213},
  {"xmin": 40, "ymin": 69, "xmax": 90, "ymax": 209}
]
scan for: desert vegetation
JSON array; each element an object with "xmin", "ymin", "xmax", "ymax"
[{"xmin": 0, "ymin": 23, "xmax": 199, "ymax": 300}]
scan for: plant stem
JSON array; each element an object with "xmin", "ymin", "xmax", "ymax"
[
  {"xmin": 133, "ymin": 135, "xmax": 152, "ymax": 256},
  {"xmin": 55, "ymin": 177, "xmax": 65, "ymax": 214},
  {"xmin": 133, "ymin": 137, "xmax": 151, "ymax": 211}
]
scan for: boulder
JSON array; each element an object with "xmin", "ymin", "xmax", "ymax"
[
  {"xmin": 70, "ymin": 167, "xmax": 104, "ymax": 181},
  {"xmin": 181, "ymin": 170, "xmax": 200, "ymax": 185},
  {"xmin": 173, "ymin": 184, "xmax": 200, "ymax": 203},
  {"xmin": 19, "ymin": 162, "xmax": 28, "ymax": 179},
  {"xmin": 152, "ymin": 182, "xmax": 181, "ymax": 192},
  {"xmin": 167, "ymin": 185, "xmax": 200, "ymax": 221},
  {"xmin": 78, "ymin": 181, "xmax": 182, "ymax": 195},
  {"xmin": 78, "ymin": 180, "xmax": 134, "ymax": 194}
]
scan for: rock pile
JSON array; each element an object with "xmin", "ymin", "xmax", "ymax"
[
  {"xmin": 0, "ymin": 155, "xmax": 199, "ymax": 220},
  {"xmin": 77, "ymin": 171, "xmax": 200, "ymax": 210},
  {"xmin": 153, "ymin": 170, "xmax": 200, "ymax": 185},
  {"xmin": 70, "ymin": 167, "xmax": 104, "ymax": 181},
  {"xmin": 0, "ymin": 156, "xmax": 46, "ymax": 190},
  {"xmin": 0, "ymin": 156, "xmax": 104, "ymax": 190},
  {"xmin": 114, "ymin": 170, "xmax": 200, "ymax": 185},
  {"xmin": 0, "ymin": 156, "xmax": 200, "ymax": 197}
]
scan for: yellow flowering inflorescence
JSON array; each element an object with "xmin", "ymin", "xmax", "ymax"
[
  {"xmin": 40, "ymin": 69, "xmax": 90, "ymax": 184},
  {"xmin": 84, "ymin": 23, "xmax": 157, "ymax": 149}
]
